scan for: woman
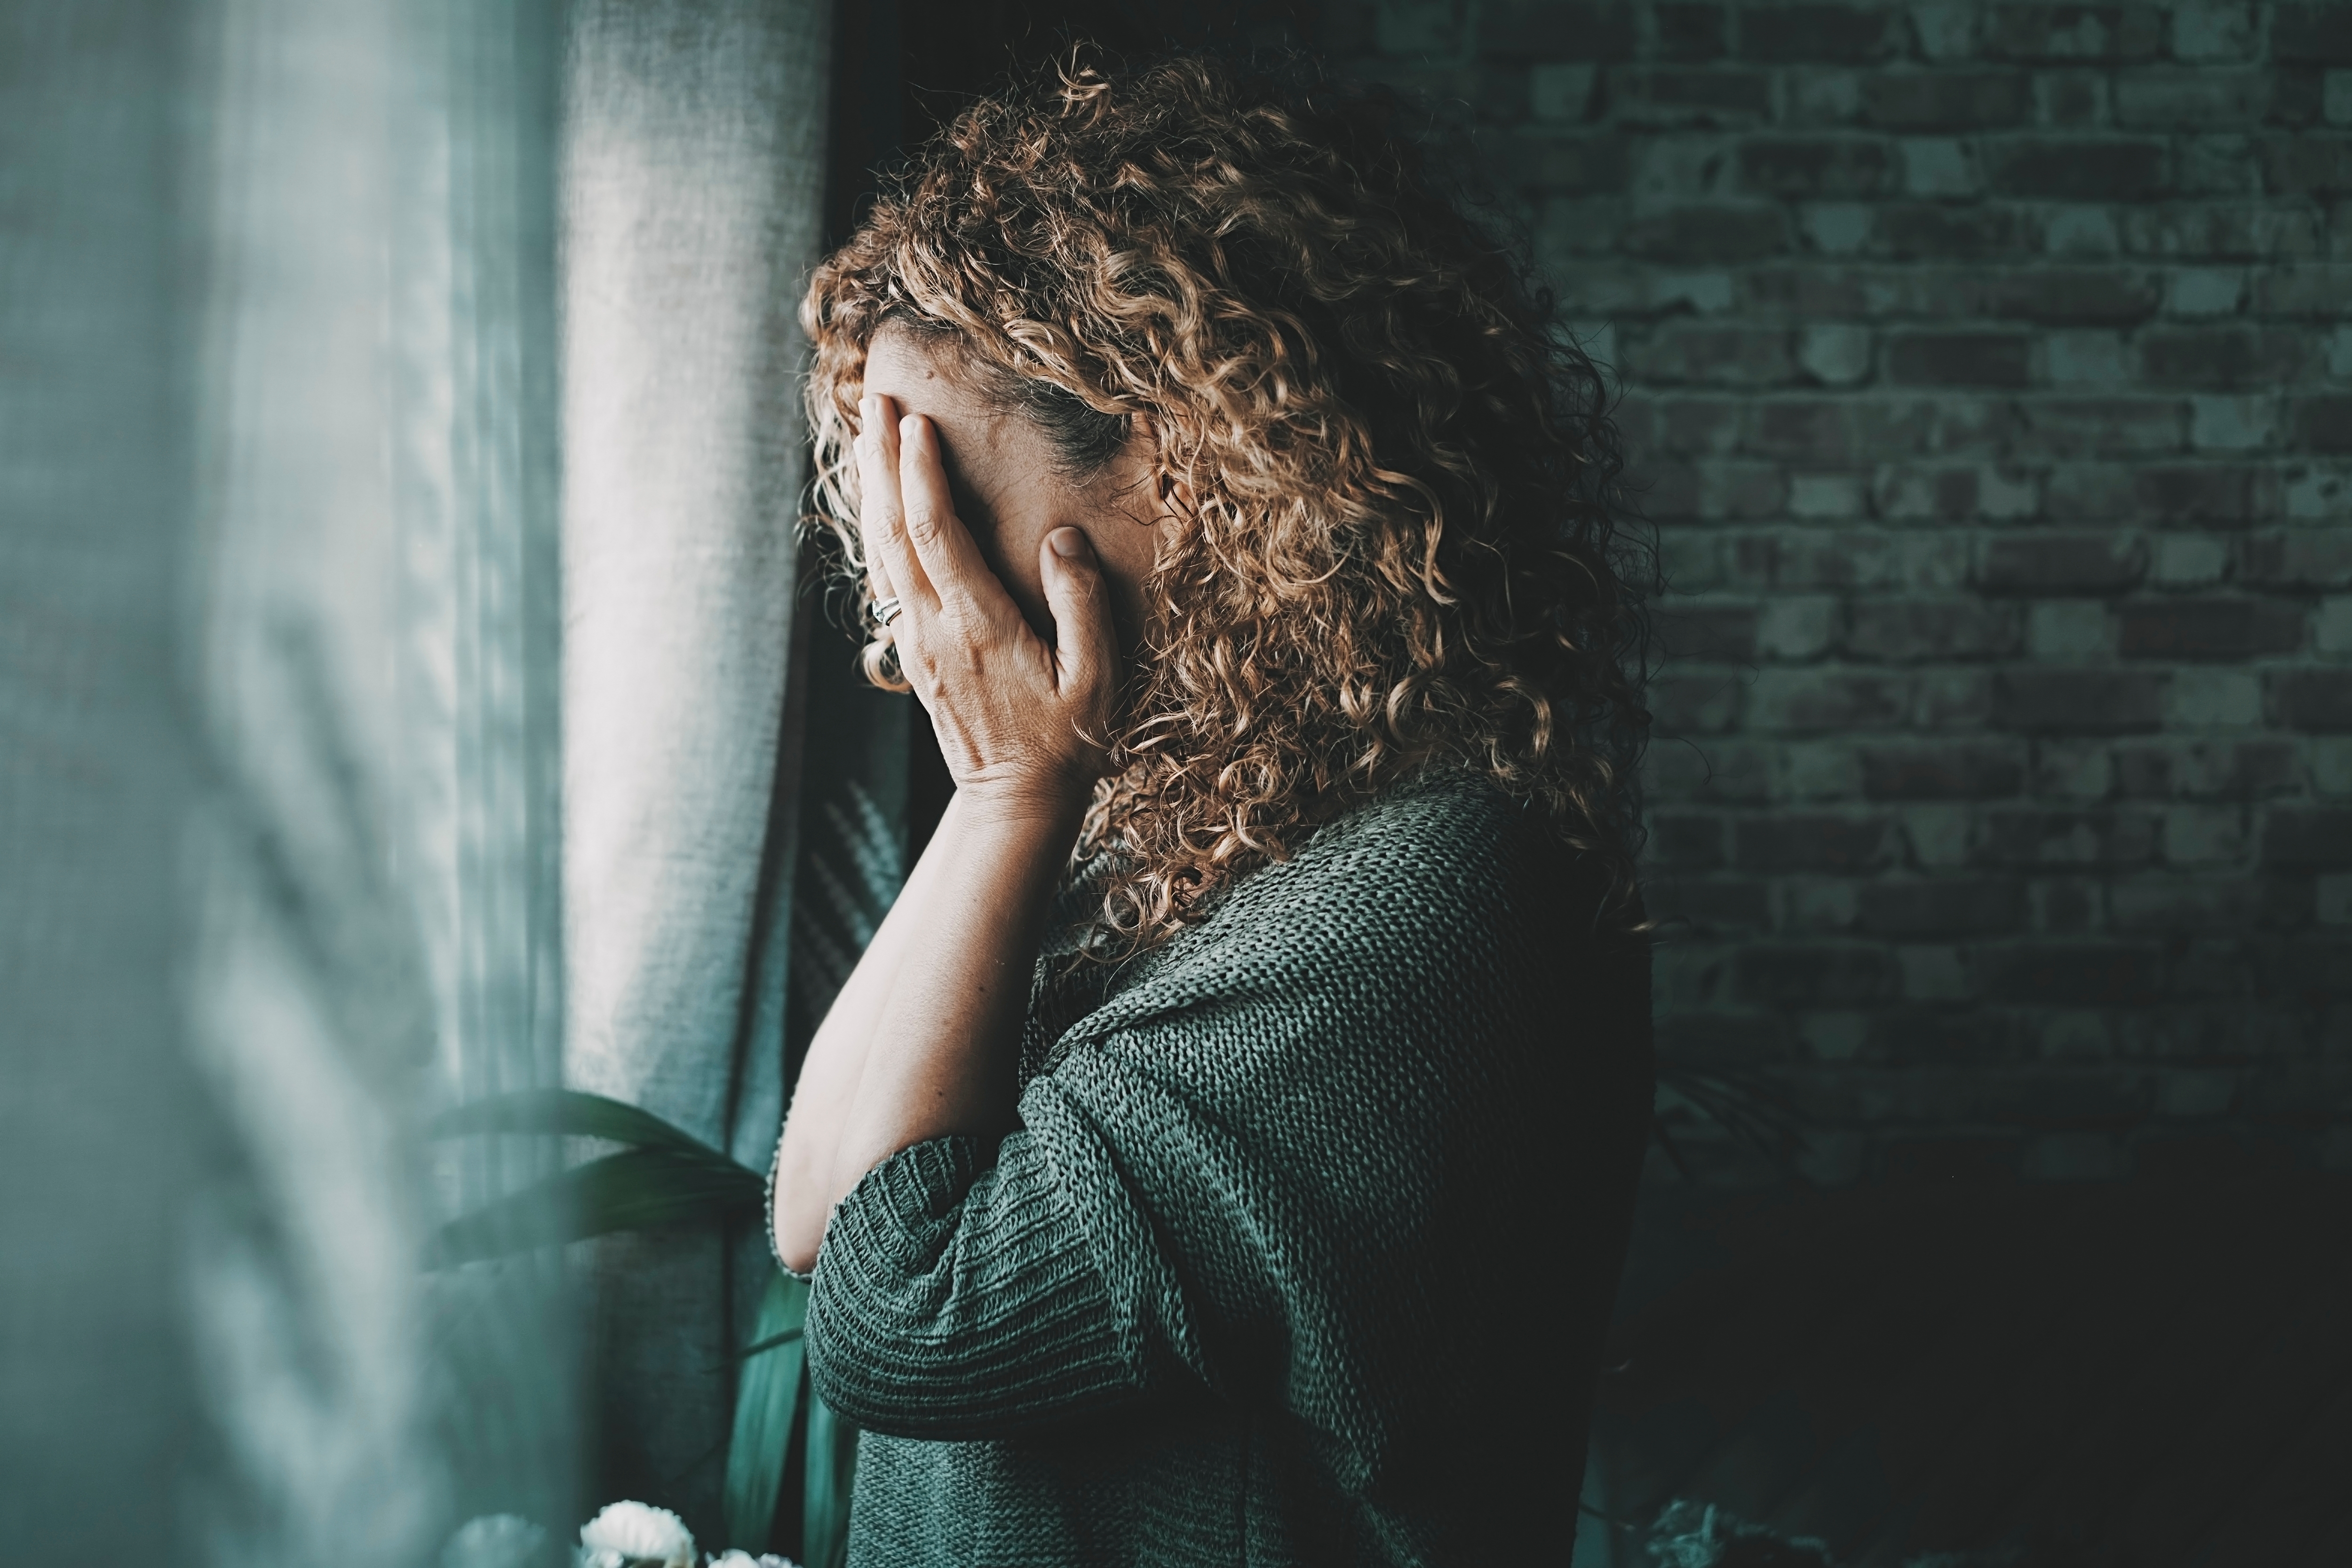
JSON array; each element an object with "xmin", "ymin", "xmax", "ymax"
[{"xmin": 771, "ymin": 55, "xmax": 1653, "ymax": 1566}]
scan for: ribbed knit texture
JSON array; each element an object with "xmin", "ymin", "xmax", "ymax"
[{"xmin": 804, "ymin": 767, "xmax": 1655, "ymax": 1566}]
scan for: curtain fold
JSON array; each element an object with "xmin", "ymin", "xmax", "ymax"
[
  {"xmin": 183, "ymin": 0, "xmax": 573, "ymax": 1560},
  {"xmin": 0, "ymin": 0, "xmax": 574, "ymax": 1556},
  {"xmin": 559, "ymin": 0, "xmax": 833, "ymax": 1529}
]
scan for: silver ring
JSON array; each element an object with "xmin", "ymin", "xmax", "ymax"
[{"xmin": 871, "ymin": 595, "xmax": 904, "ymax": 626}]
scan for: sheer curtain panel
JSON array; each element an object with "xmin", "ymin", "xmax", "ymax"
[{"xmin": 560, "ymin": 0, "xmax": 833, "ymax": 1530}]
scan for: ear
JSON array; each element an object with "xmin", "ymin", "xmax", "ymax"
[{"xmin": 1153, "ymin": 467, "xmax": 1196, "ymax": 525}]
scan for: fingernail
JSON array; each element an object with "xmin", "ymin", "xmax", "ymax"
[
  {"xmin": 1049, "ymin": 528, "xmax": 1088, "ymax": 559},
  {"xmin": 900, "ymin": 414, "xmax": 921, "ymax": 439}
]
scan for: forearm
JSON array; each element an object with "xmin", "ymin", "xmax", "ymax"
[
  {"xmin": 827, "ymin": 791, "xmax": 1079, "ymax": 1200},
  {"xmin": 774, "ymin": 787, "xmax": 1080, "ymax": 1270}
]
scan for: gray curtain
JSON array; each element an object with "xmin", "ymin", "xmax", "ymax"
[{"xmin": 559, "ymin": 0, "xmax": 833, "ymax": 1531}]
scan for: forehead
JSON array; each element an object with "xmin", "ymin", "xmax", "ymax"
[{"xmin": 861, "ymin": 324, "xmax": 984, "ymax": 411}]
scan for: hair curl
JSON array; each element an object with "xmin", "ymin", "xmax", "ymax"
[{"xmin": 803, "ymin": 52, "xmax": 1651, "ymax": 952}]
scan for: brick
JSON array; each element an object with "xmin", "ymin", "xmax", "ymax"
[
  {"xmin": 1861, "ymin": 71, "xmax": 2033, "ymax": 130},
  {"xmin": 2114, "ymin": 70, "xmax": 2270, "ymax": 129},
  {"xmin": 2268, "ymin": 670, "xmax": 2352, "ymax": 732},
  {"xmin": 1649, "ymin": 811, "xmax": 1727, "ymax": 868},
  {"xmin": 1621, "ymin": 325, "xmax": 1794, "ymax": 385},
  {"xmin": 2275, "ymin": 4, "xmax": 2352, "ymax": 65},
  {"xmin": 2110, "ymin": 877, "xmax": 2284, "ymax": 932},
  {"xmin": 1993, "ymin": 669, "xmax": 2166, "ymax": 732},
  {"xmin": 1479, "ymin": 0, "xmax": 1637, "ymax": 59},
  {"xmin": 2292, "ymin": 396, "xmax": 2352, "ymax": 453},
  {"xmin": 2037, "ymin": 72, "xmax": 2110, "ymax": 127},
  {"xmin": 1744, "ymin": 399, "xmax": 1853, "ymax": 463},
  {"xmin": 2133, "ymin": 327, "xmax": 2313, "ymax": 390},
  {"xmin": 1738, "ymin": 136, "xmax": 1897, "ymax": 198},
  {"xmin": 1860, "ymin": 878, "xmax": 2025, "ymax": 936},
  {"xmin": 1612, "ymin": 67, "xmax": 1774, "ymax": 124},
  {"xmin": 2261, "ymin": 134, "xmax": 2352, "ymax": 196},
  {"xmin": 1489, "ymin": 133, "xmax": 1629, "ymax": 195},
  {"xmin": 1642, "ymin": 397, "xmax": 1743, "ymax": 457},
  {"xmin": 1646, "ymin": 739, "xmax": 1772, "ymax": 802},
  {"xmin": 1849, "ymin": 395, "xmax": 2021, "ymax": 457},
  {"xmin": 1845, "ymin": 598, "xmax": 2023, "ymax": 661},
  {"xmin": 1649, "ymin": 669, "xmax": 1746, "ymax": 732},
  {"xmin": 1982, "ymin": 5, "xmax": 2162, "ymax": 61},
  {"xmin": 1740, "ymin": 263, "xmax": 1891, "ymax": 316},
  {"xmin": 1982, "ymin": 138, "xmax": 2169, "ymax": 199},
  {"xmin": 1529, "ymin": 64, "xmax": 1600, "ymax": 121},
  {"xmin": 1980, "ymin": 942, "xmax": 2166, "ymax": 1003},
  {"xmin": 1738, "ymin": 4, "xmax": 1905, "ymax": 63},
  {"xmin": 2241, "ymin": 531, "xmax": 2352, "ymax": 589},
  {"xmin": 1979, "ymin": 532, "xmax": 2146, "ymax": 594},
  {"xmin": 1796, "ymin": 323, "xmax": 1873, "ymax": 385},
  {"xmin": 2172, "ymin": 3, "xmax": 2256, "ymax": 63},
  {"xmin": 1875, "ymin": 203, "xmax": 2035, "ymax": 259},
  {"xmin": 1732, "ymin": 812, "xmax": 1900, "ymax": 873},
  {"xmin": 1979, "ymin": 807, "xmax": 2159, "ymax": 867},
  {"xmin": 1982, "ymin": 267, "xmax": 2164, "ymax": 324},
  {"xmin": 2257, "ymin": 941, "xmax": 2352, "ymax": 1002},
  {"xmin": 2130, "ymin": 465, "xmax": 2258, "ymax": 525},
  {"xmin": 1643, "ymin": 877, "xmax": 1770, "ymax": 930},
  {"xmin": 1860, "ymin": 741, "xmax": 2028, "ymax": 799},
  {"xmin": 2273, "ymin": 67, "xmax": 2328, "ymax": 129},
  {"xmin": 1884, "ymin": 330, "xmax": 2033, "ymax": 388},
  {"xmin": 2180, "ymin": 133, "xmax": 2262, "ymax": 198},
  {"xmin": 1874, "ymin": 463, "xmax": 2039, "ymax": 522},
  {"xmin": 1654, "ymin": 2, "xmax": 1730, "ymax": 59},
  {"xmin": 1748, "ymin": 669, "xmax": 1913, "ymax": 731},
  {"xmin": 2119, "ymin": 204, "xmax": 2325, "ymax": 260},
  {"xmin": 2263, "ymin": 806, "xmax": 2352, "ymax": 866},
  {"xmin": 2116, "ymin": 598, "xmax": 2305, "ymax": 660},
  {"xmin": 1735, "ymin": 944, "xmax": 1903, "ymax": 1005},
  {"xmin": 1621, "ymin": 206, "xmax": 1788, "ymax": 262},
  {"xmin": 2249, "ymin": 263, "xmax": 2352, "ymax": 315},
  {"xmin": 1733, "ymin": 529, "xmax": 1969, "ymax": 592},
  {"xmin": 2113, "ymin": 740, "xmax": 2298, "ymax": 799},
  {"xmin": 1654, "ymin": 601, "xmax": 1760, "ymax": 660},
  {"xmin": 2017, "ymin": 397, "xmax": 2186, "ymax": 457}
]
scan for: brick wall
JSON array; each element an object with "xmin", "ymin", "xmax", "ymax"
[{"xmin": 1321, "ymin": 1, "xmax": 2352, "ymax": 1183}]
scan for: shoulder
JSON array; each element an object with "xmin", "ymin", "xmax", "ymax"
[{"xmin": 1155, "ymin": 766, "xmax": 1568, "ymax": 987}]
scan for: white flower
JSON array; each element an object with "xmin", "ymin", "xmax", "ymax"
[
  {"xmin": 707, "ymin": 1553, "xmax": 798, "ymax": 1568},
  {"xmin": 442, "ymin": 1514, "xmax": 548, "ymax": 1568},
  {"xmin": 576, "ymin": 1501, "xmax": 696, "ymax": 1568}
]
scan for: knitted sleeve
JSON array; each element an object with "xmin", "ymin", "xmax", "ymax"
[{"xmin": 802, "ymin": 1118, "xmax": 1183, "ymax": 1438}]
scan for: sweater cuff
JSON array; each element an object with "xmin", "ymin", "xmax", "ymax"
[{"xmin": 821, "ymin": 1135, "xmax": 985, "ymax": 1276}]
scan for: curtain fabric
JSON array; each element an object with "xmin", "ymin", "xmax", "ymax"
[
  {"xmin": 560, "ymin": 0, "xmax": 833, "ymax": 1528},
  {"xmin": 184, "ymin": 0, "xmax": 572, "ymax": 1560},
  {"xmin": 1, "ymin": 0, "xmax": 572, "ymax": 1557}
]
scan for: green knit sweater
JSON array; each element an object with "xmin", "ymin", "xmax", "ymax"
[{"xmin": 803, "ymin": 767, "xmax": 1653, "ymax": 1566}]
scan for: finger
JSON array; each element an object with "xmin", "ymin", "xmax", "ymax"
[
  {"xmin": 1040, "ymin": 527, "xmax": 1120, "ymax": 699},
  {"xmin": 857, "ymin": 394, "xmax": 930, "ymax": 610},
  {"xmin": 896, "ymin": 414, "xmax": 1000, "ymax": 614}
]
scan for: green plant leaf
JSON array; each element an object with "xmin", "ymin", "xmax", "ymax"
[
  {"xmin": 736, "ymin": 1324, "xmax": 805, "ymax": 1360},
  {"xmin": 429, "ymin": 1087, "xmax": 719, "ymax": 1154},
  {"xmin": 428, "ymin": 1146, "xmax": 762, "ymax": 1266},
  {"xmin": 802, "ymin": 1386, "xmax": 858, "ymax": 1568},
  {"xmin": 724, "ymin": 1270, "xmax": 810, "ymax": 1550}
]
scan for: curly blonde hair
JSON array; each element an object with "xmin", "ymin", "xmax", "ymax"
[{"xmin": 803, "ymin": 53, "xmax": 1650, "ymax": 951}]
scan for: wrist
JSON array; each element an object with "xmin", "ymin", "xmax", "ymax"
[{"xmin": 953, "ymin": 771, "xmax": 1094, "ymax": 836}]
